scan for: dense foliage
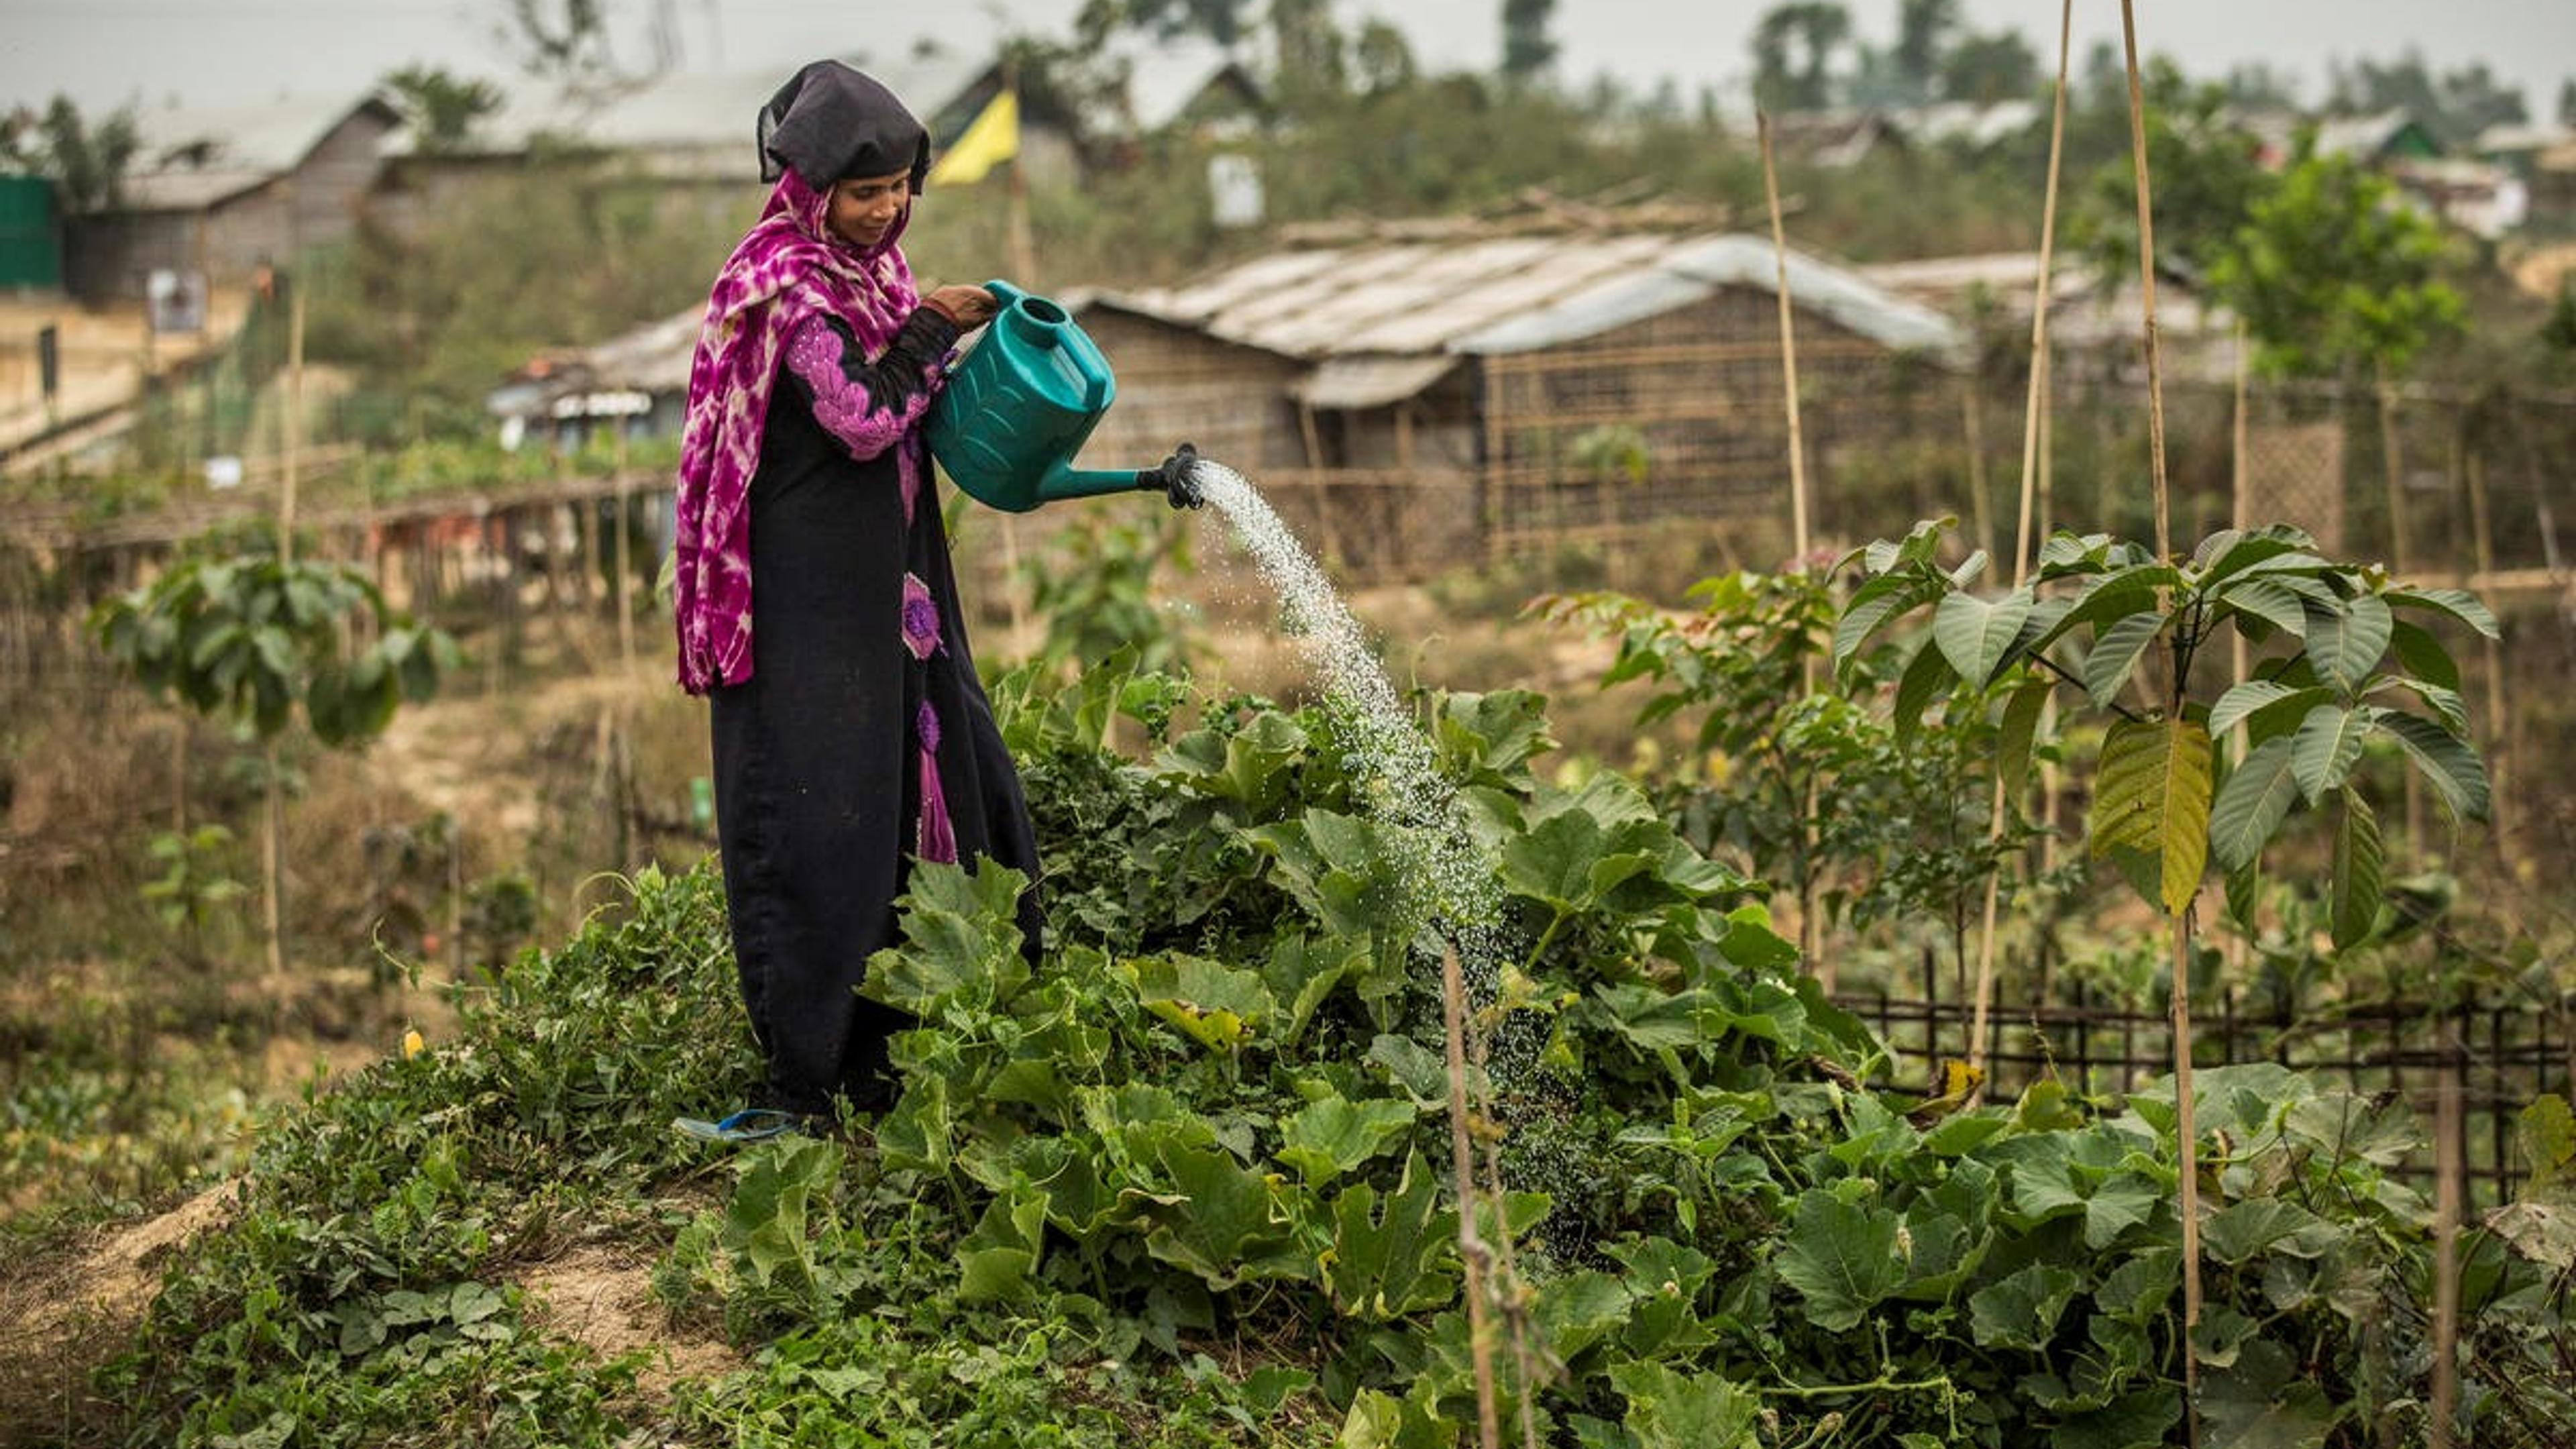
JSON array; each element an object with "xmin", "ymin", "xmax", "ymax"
[{"xmin": 74, "ymin": 659, "xmax": 2575, "ymax": 1448}]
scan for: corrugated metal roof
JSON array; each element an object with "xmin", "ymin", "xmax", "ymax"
[
  {"xmin": 1291, "ymin": 356, "xmax": 1458, "ymax": 409},
  {"xmin": 118, "ymin": 168, "xmax": 271, "ymax": 213},
  {"xmin": 1104, "ymin": 231, "xmax": 1966, "ymax": 370},
  {"xmin": 132, "ymin": 94, "xmax": 394, "ymax": 176},
  {"xmin": 388, "ymin": 54, "xmax": 992, "ymax": 164}
]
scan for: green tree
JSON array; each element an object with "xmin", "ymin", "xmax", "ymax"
[
  {"xmin": 382, "ymin": 65, "xmax": 503, "ymax": 154},
  {"xmin": 1751, "ymin": 2, "xmax": 1852, "ymax": 113},
  {"xmin": 2206, "ymin": 148, "xmax": 2463, "ymax": 382},
  {"xmin": 2330, "ymin": 50, "xmax": 2528, "ymax": 148},
  {"xmin": 1891, "ymin": 0, "xmax": 1959, "ymax": 103},
  {"xmin": 498, "ymin": 0, "xmax": 614, "ymax": 76},
  {"xmin": 1272, "ymin": 0, "xmax": 1346, "ymax": 100},
  {"xmin": 2559, "ymin": 77, "xmax": 2576, "ymax": 127},
  {"xmin": 1075, "ymin": 0, "xmax": 1250, "ymax": 50},
  {"xmin": 1939, "ymin": 30, "xmax": 2039, "ymax": 107},
  {"xmin": 2222, "ymin": 62, "xmax": 2302, "ymax": 111},
  {"xmin": 2072, "ymin": 60, "xmax": 2269, "ymax": 283},
  {"xmin": 16, "ymin": 95, "xmax": 141, "ymax": 212},
  {"xmin": 1500, "ymin": 0, "xmax": 1558, "ymax": 83},
  {"xmin": 1352, "ymin": 19, "xmax": 1419, "ymax": 97},
  {"xmin": 90, "ymin": 541, "xmax": 462, "ymax": 980}
]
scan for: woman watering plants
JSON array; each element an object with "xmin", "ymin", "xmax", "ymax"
[{"xmin": 669, "ymin": 60, "xmax": 1038, "ymax": 1138}]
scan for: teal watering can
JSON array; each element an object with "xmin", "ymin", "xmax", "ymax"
[{"xmin": 925, "ymin": 279, "xmax": 1202, "ymax": 513}]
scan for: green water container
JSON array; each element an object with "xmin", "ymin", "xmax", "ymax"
[
  {"xmin": 0, "ymin": 175, "xmax": 62, "ymax": 291},
  {"xmin": 925, "ymin": 279, "xmax": 1198, "ymax": 513}
]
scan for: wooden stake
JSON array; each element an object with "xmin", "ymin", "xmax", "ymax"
[
  {"xmin": 280, "ymin": 279, "xmax": 305, "ymax": 565},
  {"xmin": 2121, "ymin": 1, "xmax": 2172, "ymax": 565},
  {"xmin": 1757, "ymin": 111, "xmax": 1812, "ymax": 568},
  {"xmin": 1758, "ymin": 109, "xmax": 1823, "ymax": 981},
  {"xmin": 1966, "ymin": 0, "xmax": 2074, "ymax": 1085},
  {"xmin": 2464, "ymin": 451, "xmax": 2508, "ymax": 857},
  {"xmin": 2123, "ymin": 7, "xmax": 2199, "ymax": 1438},
  {"xmin": 1440, "ymin": 941, "xmax": 1503, "ymax": 1449},
  {"xmin": 2430, "ymin": 1026, "xmax": 2464, "ymax": 1449}
]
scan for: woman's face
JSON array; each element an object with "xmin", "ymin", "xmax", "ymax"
[{"xmin": 826, "ymin": 170, "xmax": 911, "ymax": 249}]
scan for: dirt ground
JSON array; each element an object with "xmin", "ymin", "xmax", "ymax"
[{"xmin": 0, "ymin": 1178, "xmax": 241, "ymax": 1439}]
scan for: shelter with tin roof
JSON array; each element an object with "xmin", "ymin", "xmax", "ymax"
[
  {"xmin": 69, "ymin": 92, "xmax": 403, "ymax": 299},
  {"xmin": 1071, "ymin": 227, "xmax": 1966, "ymax": 577}
]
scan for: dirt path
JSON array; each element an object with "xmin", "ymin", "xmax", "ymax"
[{"xmin": 0, "ymin": 1179, "xmax": 243, "ymax": 1439}]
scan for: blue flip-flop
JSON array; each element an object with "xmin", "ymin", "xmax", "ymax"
[{"xmin": 673, "ymin": 1108, "xmax": 805, "ymax": 1143}]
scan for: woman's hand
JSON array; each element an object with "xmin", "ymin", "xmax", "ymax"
[{"xmin": 924, "ymin": 284, "xmax": 998, "ymax": 328}]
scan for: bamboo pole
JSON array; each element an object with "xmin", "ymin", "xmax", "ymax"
[
  {"xmin": 1757, "ymin": 111, "xmax": 1813, "ymax": 568},
  {"xmin": 262, "ymin": 274, "xmax": 309, "ymax": 987},
  {"xmin": 1440, "ymin": 941, "xmax": 1503, "ymax": 1449},
  {"xmin": 1758, "ymin": 110, "xmax": 1825, "ymax": 984},
  {"xmin": 2430, "ymin": 1027, "xmax": 2464, "ymax": 1449},
  {"xmin": 1965, "ymin": 0, "xmax": 2074, "ymax": 1084},
  {"xmin": 2464, "ymin": 451, "xmax": 2508, "ymax": 857},
  {"xmin": 2122, "ymin": 7, "xmax": 2200, "ymax": 1440}
]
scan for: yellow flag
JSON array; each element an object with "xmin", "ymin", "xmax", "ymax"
[{"xmin": 926, "ymin": 88, "xmax": 1019, "ymax": 188}]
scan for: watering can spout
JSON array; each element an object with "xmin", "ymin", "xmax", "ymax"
[{"xmin": 924, "ymin": 282, "xmax": 1206, "ymax": 514}]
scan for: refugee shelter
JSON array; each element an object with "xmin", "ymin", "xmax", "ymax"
[{"xmin": 1072, "ymin": 230, "xmax": 1966, "ymax": 578}]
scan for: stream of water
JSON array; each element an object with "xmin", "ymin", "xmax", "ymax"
[{"xmin": 1189, "ymin": 460, "xmax": 1507, "ymax": 990}]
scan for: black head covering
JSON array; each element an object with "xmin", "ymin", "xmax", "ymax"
[{"xmin": 757, "ymin": 60, "xmax": 932, "ymax": 191}]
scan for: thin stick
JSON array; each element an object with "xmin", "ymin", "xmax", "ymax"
[
  {"xmin": 2121, "ymin": 0, "xmax": 2173, "ymax": 563},
  {"xmin": 1966, "ymin": 0, "xmax": 2074, "ymax": 1086},
  {"xmin": 1759, "ymin": 109, "xmax": 1825, "ymax": 981},
  {"xmin": 2464, "ymin": 451, "xmax": 2509, "ymax": 856},
  {"xmin": 1440, "ymin": 942, "xmax": 1503, "ymax": 1449},
  {"xmin": 2013, "ymin": 0, "xmax": 2076, "ymax": 591},
  {"xmin": 2430, "ymin": 1026, "xmax": 2463, "ymax": 1449},
  {"xmin": 1758, "ymin": 111, "xmax": 1812, "ymax": 569},
  {"xmin": 2123, "ymin": 8, "xmax": 2200, "ymax": 1441}
]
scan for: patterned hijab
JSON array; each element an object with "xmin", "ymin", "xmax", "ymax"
[{"xmin": 672, "ymin": 64, "xmax": 930, "ymax": 694}]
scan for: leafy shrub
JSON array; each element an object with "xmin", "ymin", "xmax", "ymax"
[{"xmin": 77, "ymin": 665, "xmax": 2574, "ymax": 1448}]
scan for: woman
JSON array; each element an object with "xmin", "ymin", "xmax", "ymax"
[{"xmin": 672, "ymin": 60, "xmax": 1040, "ymax": 1128}]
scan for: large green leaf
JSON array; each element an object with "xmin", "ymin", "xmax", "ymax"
[
  {"xmin": 1138, "ymin": 1142, "xmax": 1300, "ymax": 1289},
  {"xmin": 2288, "ymin": 704, "xmax": 2370, "ymax": 803},
  {"xmin": 2089, "ymin": 718, "xmax": 2214, "ymax": 916},
  {"xmin": 2212, "ymin": 576, "xmax": 2310, "ymax": 638},
  {"xmin": 1128, "ymin": 954, "xmax": 1275, "ymax": 1054},
  {"xmin": 1968, "ymin": 1261, "xmax": 2084, "ymax": 1350},
  {"xmin": 1774, "ymin": 1189, "xmax": 1904, "ymax": 1332},
  {"xmin": 2042, "ymin": 566, "xmax": 2180, "ymax": 641},
  {"xmin": 1610, "ymin": 1362, "xmax": 1760, "ymax": 1449},
  {"xmin": 1835, "ymin": 570, "xmax": 1939, "ymax": 671},
  {"xmin": 2388, "ymin": 617, "xmax": 2463, "ymax": 691},
  {"xmin": 2202, "ymin": 1199, "xmax": 2346, "ymax": 1264},
  {"xmin": 1934, "ymin": 587, "xmax": 2035, "ymax": 686},
  {"xmin": 2083, "ymin": 610, "xmax": 2169, "ymax": 708},
  {"xmin": 1277, "ymin": 1093, "xmax": 1420, "ymax": 1187},
  {"xmin": 2385, "ymin": 585, "xmax": 2500, "ymax": 639},
  {"xmin": 2329, "ymin": 790, "xmax": 2383, "ymax": 951},
  {"xmin": 1891, "ymin": 637, "xmax": 1960, "ymax": 745},
  {"xmin": 2208, "ymin": 681, "xmax": 2322, "ymax": 743},
  {"xmin": 1996, "ymin": 672, "xmax": 2053, "ymax": 791},
  {"xmin": 2302, "ymin": 594, "xmax": 2393, "ymax": 695},
  {"xmin": 2209, "ymin": 736, "xmax": 2301, "ymax": 871},
  {"xmin": 2372, "ymin": 710, "xmax": 2491, "ymax": 822},
  {"xmin": 1321, "ymin": 1151, "xmax": 1457, "ymax": 1320}
]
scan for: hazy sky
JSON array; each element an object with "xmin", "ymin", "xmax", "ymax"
[{"xmin": 1, "ymin": 0, "xmax": 2568, "ymax": 119}]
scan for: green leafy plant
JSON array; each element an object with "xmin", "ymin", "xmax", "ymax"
[
  {"xmin": 1838, "ymin": 519, "xmax": 2493, "ymax": 938},
  {"xmin": 89, "ymin": 543, "xmax": 462, "ymax": 979},
  {"xmin": 142, "ymin": 823, "xmax": 247, "ymax": 967}
]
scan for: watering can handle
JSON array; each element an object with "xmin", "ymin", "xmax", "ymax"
[{"xmin": 981, "ymin": 278, "xmax": 1027, "ymax": 310}]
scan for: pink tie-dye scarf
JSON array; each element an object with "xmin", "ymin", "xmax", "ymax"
[{"xmin": 672, "ymin": 169, "xmax": 920, "ymax": 692}]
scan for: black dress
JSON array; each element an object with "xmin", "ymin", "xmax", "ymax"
[{"xmin": 708, "ymin": 304, "xmax": 1043, "ymax": 1115}]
